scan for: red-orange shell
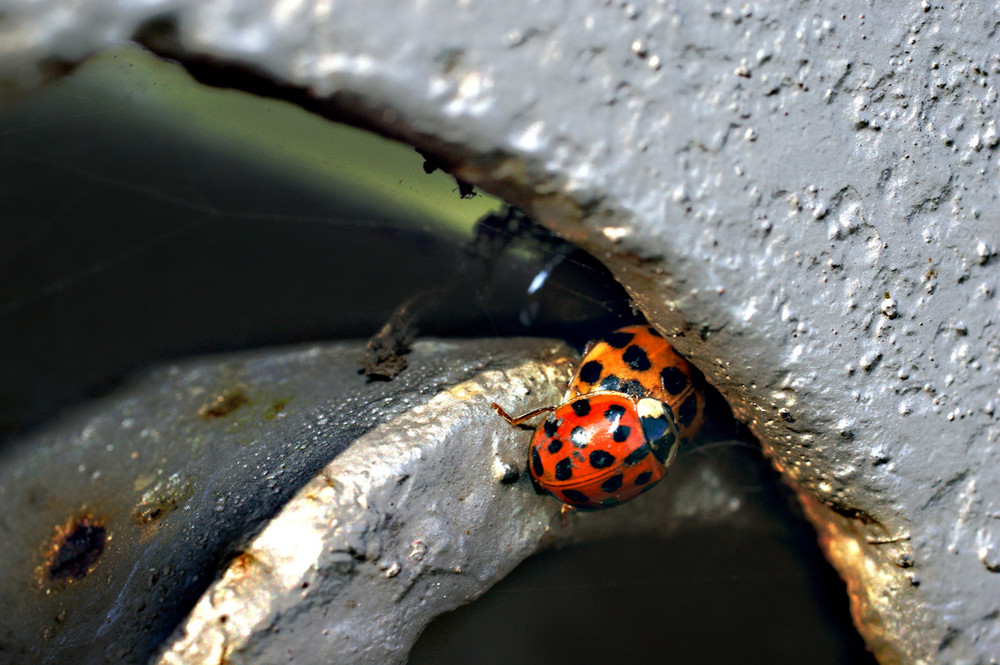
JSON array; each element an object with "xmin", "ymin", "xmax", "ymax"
[
  {"xmin": 566, "ymin": 325, "xmax": 705, "ymax": 442},
  {"xmin": 528, "ymin": 392, "xmax": 667, "ymax": 509}
]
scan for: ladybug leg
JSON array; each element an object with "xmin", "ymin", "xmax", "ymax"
[{"xmin": 491, "ymin": 402, "xmax": 555, "ymax": 427}]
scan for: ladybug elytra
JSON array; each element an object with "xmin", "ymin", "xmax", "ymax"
[{"xmin": 493, "ymin": 325, "xmax": 705, "ymax": 509}]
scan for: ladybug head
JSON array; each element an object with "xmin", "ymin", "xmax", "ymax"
[{"xmin": 636, "ymin": 398, "xmax": 681, "ymax": 466}]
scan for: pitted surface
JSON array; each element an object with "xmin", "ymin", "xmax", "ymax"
[
  {"xmin": 0, "ymin": 338, "xmax": 569, "ymax": 664},
  {"xmin": 153, "ymin": 357, "xmax": 572, "ymax": 665},
  {"xmin": 152, "ymin": 345, "xmax": 772, "ymax": 665}
]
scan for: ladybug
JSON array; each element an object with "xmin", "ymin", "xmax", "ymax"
[{"xmin": 492, "ymin": 325, "xmax": 705, "ymax": 509}]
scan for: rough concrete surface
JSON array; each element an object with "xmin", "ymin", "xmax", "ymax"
[{"xmin": 2, "ymin": 1, "xmax": 1000, "ymax": 663}]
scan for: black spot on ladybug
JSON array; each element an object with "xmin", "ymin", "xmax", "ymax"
[
  {"xmin": 531, "ymin": 448, "xmax": 544, "ymax": 477},
  {"xmin": 660, "ymin": 366, "xmax": 688, "ymax": 395},
  {"xmin": 600, "ymin": 497, "xmax": 622, "ymax": 507},
  {"xmin": 612, "ymin": 425, "xmax": 631, "ymax": 442},
  {"xmin": 571, "ymin": 399, "xmax": 591, "ymax": 417},
  {"xmin": 678, "ymin": 393, "xmax": 699, "ymax": 428},
  {"xmin": 604, "ymin": 404, "xmax": 626, "ymax": 422},
  {"xmin": 646, "ymin": 327, "xmax": 663, "ymax": 338},
  {"xmin": 622, "ymin": 345, "xmax": 652, "ymax": 371},
  {"xmin": 578, "ymin": 360, "xmax": 603, "ymax": 384},
  {"xmin": 570, "ymin": 427, "xmax": 588, "ymax": 447},
  {"xmin": 547, "ymin": 439, "xmax": 563, "ymax": 454},
  {"xmin": 624, "ymin": 444, "xmax": 651, "ymax": 466},
  {"xmin": 555, "ymin": 458, "xmax": 573, "ymax": 481},
  {"xmin": 543, "ymin": 418, "xmax": 559, "ymax": 438},
  {"xmin": 563, "ymin": 489, "xmax": 589, "ymax": 503},
  {"xmin": 634, "ymin": 470, "xmax": 653, "ymax": 485},
  {"xmin": 604, "ymin": 331, "xmax": 635, "ymax": 348},
  {"xmin": 599, "ymin": 375, "xmax": 621, "ymax": 391},
  {"xmin": 622, "ymin": 379, "xmax": 646, "ymax": 398},
  {"xmin": 589, "ymin": 450, "xmax": 615, "ymax": 468},
  {"xmin": 601, "ymin": 474, "xmax": 624, "ymax": 493}
]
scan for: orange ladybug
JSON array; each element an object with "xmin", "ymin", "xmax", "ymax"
[{"xmin": 493, "ymin": 325, "xmax": 705, "ymax": 509}]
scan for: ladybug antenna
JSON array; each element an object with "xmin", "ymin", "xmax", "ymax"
[{"xmin": 491, "ymin": 402, "xmax": 556, "ymax": 427}]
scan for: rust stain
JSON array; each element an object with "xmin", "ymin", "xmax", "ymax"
[
  {"xmin": 798, "ymin": 492, "xmax": 917, "ymax": 665},
  {"xmin": 228, "ymin": 550, "xmax": 270, "ymax": 580},
  {"xmin": 132, "ymin": 474, "xmax": 193, "ymax": 525},
  {"xmin": 198, "ymin": 388, "xmax": 249, "ymax": 419},
  {"xmin": 231, "ymin": 551, "xmax": 257, "ymax": 572},
  {"xmin": 40, "ymin": 514, "xmax": 108, "ymax": 584},
  {"xmin": 263, "ymin": 397, "xmax": 291, "ymax": 421}
]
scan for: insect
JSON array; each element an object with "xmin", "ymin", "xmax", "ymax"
[{"xmin": 492, "ymin": 325, "xmax": 705, "ymax": 509}]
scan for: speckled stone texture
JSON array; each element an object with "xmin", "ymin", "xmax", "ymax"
[{"xmin": 3, "ymin": 1, "xmax": 1000, "ymax": 663}]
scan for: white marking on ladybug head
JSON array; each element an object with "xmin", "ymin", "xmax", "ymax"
[
  {"xmin": 636, "ymin": 398, "xmax": 666, "ymax": 420},
  {"xmin": 637, "ymin": 398, "xmax": 680, "ymax": 468}
]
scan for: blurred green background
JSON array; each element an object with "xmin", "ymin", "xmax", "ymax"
[{"xmin": 1, "ymin": 45, "xmax": 644, "ymax": 442}]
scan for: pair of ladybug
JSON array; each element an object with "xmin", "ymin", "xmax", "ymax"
[{"xmin": 493, "ymin": 325, "xmax": 705, "ymax": 510}]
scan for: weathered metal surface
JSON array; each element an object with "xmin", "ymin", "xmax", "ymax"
[
  {"xmin": 153, "ymin": 395, "xmax": 778, "ymax": 665},
  {"xmin": 3, "ymin": 1, "xmax": 1000, "ymax": 662},
  {"xmin": 152, "ymin": 350, "xmax": 571, "ymax": 665},
  {"xmin": 0, "ymin": 334, "xmax": 781, "ymax": 665},
  {"xmin": 0, "ymin": 338, "xmax": 571, "ymax": 664}
]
